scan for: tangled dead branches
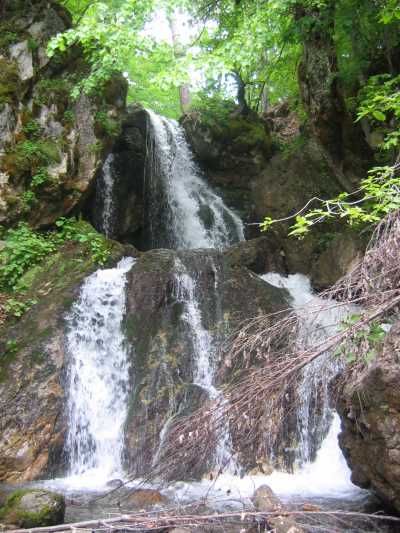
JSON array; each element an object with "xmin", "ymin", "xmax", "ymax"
[
  {"xmin": 145, "ymin": 210, "xmax": 400, "ymax": 480},
  {"xmin": 8, "ymin": 508, "xmax": 400, "ymax": 533}
]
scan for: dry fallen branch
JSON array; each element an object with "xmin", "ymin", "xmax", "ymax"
[
  {"xmin": 138, "ymin": 210, "xmax": 400, "ymax": 480},
  {"xmin": 7, "ymin": 508, "xmax": 400, "ymax": 533}
]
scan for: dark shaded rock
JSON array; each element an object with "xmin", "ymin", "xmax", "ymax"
[
  {"xmin": 0, "ymin": 489, "xmax": 65, "ymax": 528},
  {"xmin": 311, "ymin": 230, "xmax": 366, "ymax": 290},
  {"xmin": 337, "ymin": 320, "xmax": 400, "ymax": 511},
  {"xmin": 0, "ymin": 228, "xmax": 131, "ymax": 483},
  {"xmin": 224, "ymin": 235, "xmax": 286, "ymax": 275},
  {"xmin": 123, "ymin": 248, "xmax": 289, "ymax": 479},
  {"xmin": 91, "ymin": 104, "xmax": 148, "ymax": 242}
]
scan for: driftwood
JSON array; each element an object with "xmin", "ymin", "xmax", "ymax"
[{"xmin": 6, "ymin": 509, "xmax": 400, "ymax": 533}]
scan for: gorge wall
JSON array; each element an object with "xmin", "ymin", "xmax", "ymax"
[{"xmin": 1, "ymin": 0, "xmax": 400, "ymax": 519}]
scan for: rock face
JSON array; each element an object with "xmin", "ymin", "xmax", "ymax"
[
  {"xmin": 0, "ymin": 489, "xmax": 65, "ymax": 528},
  {"xmin": 0, "ymin": 0, "xmax": 127, "ymax": 228},
  {"xmin": 338, "ymin": 320, "xmax": 400, "ymax": 511},
  {"xmin": 0, "ymin": 231, "xmax": 128, "ymax": 483},
  {"xmin": 91, "ymin": 104, "xmax": 148, "ymax": 242},
  {"xmin": 123, "ymin": 248, "xmax": 289, "ymax": 479},
  {"xmin": 181, "ymin": 110, "xmax": 367, "ymax": 289}
]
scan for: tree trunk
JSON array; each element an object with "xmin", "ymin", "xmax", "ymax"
[
  {"xmin": 233, "ymin": 70, "xmax": 250, "ymax": 115},
  {"xmin": 294, "ymin": 0, "xmax": 346, "ymax": 160},
  {"xmin": 167, "ymin": 10, "xmax": 192, "ymax": 114}
]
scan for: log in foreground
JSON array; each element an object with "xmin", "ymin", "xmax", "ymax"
[{"xmin": 7, "ymin": 509, "xmax": 400, "ymax": 533}]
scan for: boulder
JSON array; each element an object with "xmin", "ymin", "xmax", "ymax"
[
  {"xmin": 252, "ymin": 485, "xmax": 304, "ymax": 533},
  {"xmin": 0, "ymin": 489, "xmax": 65, "ymax": 528},
  {"xmin": 337, "ymin": 320, "xmax": 400, "ymax": 511},
  {"xmin": 125, "ymin": 489, "xmax": 168, "ymax": 509},
  {"xmin": 123, "ymin": 248, "xmax": 290, "ymax": 479}
]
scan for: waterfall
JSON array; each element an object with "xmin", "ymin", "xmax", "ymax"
[
  {"xmin": 94, "ymin": 153, "xmax": 116, "ymax": 238},
  {"xmin": 144, "ymin": 109, "xmax": 244, "ymax": 250},
  {"xmin": 171, "ymin": 255, "xmax": 236, "ymax": 471},
  {"xmin": 260, "ymin": 273, "xmax": 356, "ymax": 465},
  {"xmin": 64, "ymin": 257, "xmax": 134, "ymax": 484}
]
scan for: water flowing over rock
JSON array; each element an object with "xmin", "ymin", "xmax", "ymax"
[
  {"xmin": 123, "ymin": 248, "xmax": 287, "ymax": 480},
  {"xmin": 143, "ymin": 110, "xmax": 244, "ymax": 250},
  {"xmin": 65, "ymin": 257, "xmax": 135, "ymax": 482},
  {"xmin": 0, "ymin": 235, "xmax": 129, "ymax": 483}
]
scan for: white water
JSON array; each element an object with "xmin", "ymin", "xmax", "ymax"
[
  {"xmin": 169, "ymin": 273, "xmax": 363, "ymax": 505},
  {"xmin": 171, "ymin": 414, "xmax": 363, "ymax": 506},
  {"xmin": 96, "ymin": 153, "xmax": 116, "ymax": 237},
  {"xmin": 172, "ymin": 256, "xmax": 236, "ymax": 471},
  {"xmin": 261, "ymin": 273, "xmax": 356, "ymax": 464},
  {"xmin": 146, "ymin": 109, "xmax": 244, "ymax": 250},
  {"xmin": 64, "ymin": 257, "xmax": 135, "ymax": 488}
]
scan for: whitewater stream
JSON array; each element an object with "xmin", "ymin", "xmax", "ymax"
[{"xmin": 30, "ymin": 110, "xmax": 382, "ymax": 530}]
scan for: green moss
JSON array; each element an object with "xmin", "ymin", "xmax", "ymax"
[
  {"xmin": 0, "ymin": 58, "xmax": 19, "ymax": 105},
  {"xmin": 0, "ymin": 340, "xmax": 19, "ymax": 383},
  {"xmin": 4, "ymin": 139, "xmax": 60, "ymax": 175},
  {"xmin": 34, "ymin": 78, "xmax": 71, "ymax": 107},
  {"xmin": 0, "ymin": 489, "xmax": 65, "ymax": 528}
]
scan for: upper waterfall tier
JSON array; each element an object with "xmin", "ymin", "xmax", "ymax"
[{"xmin": 143, "ymin": 110, "xmax": 245, "ymax": 250}]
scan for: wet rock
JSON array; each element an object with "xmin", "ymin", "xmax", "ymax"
[
  {"xmin": 311, "ymin": 231, "xmax": 365, "ymax": 290},
  {"xmin": 124, "ymin": 248, "xmax": 289, "ymax": 479},
  {"xmin": 224, "ymin": 235, "xmax": 286, "ymax": 275},
  {"xmin": 125, "ymin": 489, "xmax": 168, "ymax": 509},
  {"xmin": 106, "ymin": 478, "xmax": 124, "ymax": 488},
  {"xmin": 337, "ymin": 320, "xmax": 400, "ymax": 512},
  {"xmin": 252, "ymin": 485, "xmax": 304, "ymax": 533},
  {"xmin": 0, "ymin": 489, "xmax": 65, "ymax": 528}
]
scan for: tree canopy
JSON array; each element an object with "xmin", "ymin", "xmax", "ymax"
[{"xmin": 54, "ymin": 0, "xmax": 400, "ymax": 232}]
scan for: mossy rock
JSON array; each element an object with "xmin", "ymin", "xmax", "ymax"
[
  {"xmin": 0, "ymin": 489, "xmax": 65, "ymax": 528},
  {"xmin": 0, "ymin": 58, "xmax": 20, "ymax": 106}
]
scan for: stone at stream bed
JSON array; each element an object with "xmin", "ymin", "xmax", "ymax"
[
  {"xmin": 252, "ymin": 485, "xmax": 305, "ymax": 533},
  {"xmin": 124, "ymin": 489, "xmax": 168, "ymax": 509},
  {"xmin": 0, "ymin": 489, "xmax": 65, "ymax": 528}
]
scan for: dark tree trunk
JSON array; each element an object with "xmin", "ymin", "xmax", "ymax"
[
  {"xmin": 233, "ymin": 71, "xmax": 250, "ymax": 115},
  {"xmin": 294, "ymin": 0, "xmax": 346, "ymax": 160}
]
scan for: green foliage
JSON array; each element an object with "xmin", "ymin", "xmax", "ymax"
[
  {"xmin": 4, "ymin": 298, "xmax": 37, "ymax": 318},
  {"xmin": 21, "ymin": 190, "xmax": 37, "ymax": 212},
  {"xmin": 0, "ymin": 219, "xmax": 111, "ymax": 294},
  {"xmin": 54, "ymin": 218, "xmax": 111, "ymax": 265},
  {"xmin": 22, "ymin": 120, "xmax": 43, "ymax": 138},
  {"xmin": 95, "ymin": 110, "xmax": 121, "ymax": 137},
  {"xmin": 31, "ymin": 168, "xmax": 53, "ymax": 188},
  {"xmin": 34, "ymin": 78, "xmax": 71, "ymax": 106},
  {"xmin": 10, "ymin": 139, "xmax": 60, "ymax": 173},
  {"xmin": 0, "ymin": 224, "xmax": 57, "ymax": 291},
  {"xmin": 335, "ymin": 315, "xmax": 389, "ymax": 365},
  {"xmin": 48, "ymin": 0, "xmax": 153, "ymax": 98}
]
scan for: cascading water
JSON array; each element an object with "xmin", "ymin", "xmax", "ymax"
[
  {"xmin": 64, "ymin": 257, "xmax": 134, "ymax": 486},
  {"xmin": 260, "ymin": 272, "xmax": 355, "ymax": 465},
  {"xmin": 172, "ymin": 273, "xmax": 362, "ymax": 504},
  {"xmin": 144, "ymin": 109, "xmax": 244, "ymax": 250},
  {"xmin": 169, "ymin": 255, "xmax": 236, "ymax": 471}
]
